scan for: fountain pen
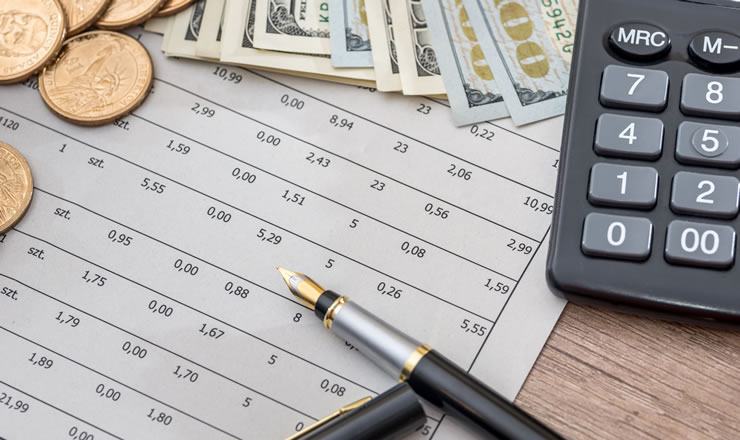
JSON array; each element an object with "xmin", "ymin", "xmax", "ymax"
[{"xmin": 277, "ymin": 268, "xmax": 563, "ymax": 440}]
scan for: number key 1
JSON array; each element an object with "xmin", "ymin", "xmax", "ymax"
[{"xmin": 588, "ymin": 163, "xmax": 659, "ymax": 209}]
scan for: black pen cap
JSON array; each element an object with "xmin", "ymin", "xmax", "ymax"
[{"xmin": 288, "ymin": 382, "xmax": 426, "ymax": 440}]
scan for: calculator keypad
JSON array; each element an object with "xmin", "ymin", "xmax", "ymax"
[
  {"xmin": 582, "ymin": 213, "xmax": 653, "ymax": 260},
  {"xmin": 670, "ymin": 171, "xmax": 740, "ymax": 219},
  {"xmin": 594, "ymin": 113, "xmax": 663, "ymax": 159},
  {"xmin": 680, "ymin": 73, "xmax": 740, "ymax": 120},
  {"xmin": 665, "ymin": 220, "xmax": 736, "ymax": 268},
  {"xmin": 588, "ymin": 163, "xmax": 659, "ymax": 208},
  {"xmin": 586, "ymin": 59, "xmax": 740, "ymax": 269},
  {"xmin": 600, "ymin": 65, "xmax": 669, "ymax": 111},
  {"xmin": 675, "ymin": 121, "xmax": 740, "ymax": 168}
]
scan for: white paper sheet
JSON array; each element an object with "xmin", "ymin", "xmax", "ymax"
[{"xmin": 0, "ymin": 31, "xmax": 565, "ymax": 440}]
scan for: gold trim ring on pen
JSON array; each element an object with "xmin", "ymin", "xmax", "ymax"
[
  {"xmin": 400, "ymin": 344, "xmax": 432, "ymax": 382},
  {"xmin": 323, "ymin": 296, "xmax": 349, "ymax": 329}
]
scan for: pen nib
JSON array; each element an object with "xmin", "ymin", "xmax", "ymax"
[
  {"xmin": 276, "ymin": 267, "xmax": 326, "ymax": 310},
  {"xmin": 276, "ymin": 266, "xmax": 297, "ymax": 282}
]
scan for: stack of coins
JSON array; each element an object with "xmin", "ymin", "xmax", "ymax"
[
  {"xmin": 0, "ymin": 0, "xmax": 193, "ymax": 232},
  {"xmin": 0, "ymin": 0, "xmax": 195, "ymax": 126}
]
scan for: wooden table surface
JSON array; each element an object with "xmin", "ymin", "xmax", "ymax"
[{"xmin": 516, "ymin": 303, "xmax": 740, "ymax": 439}]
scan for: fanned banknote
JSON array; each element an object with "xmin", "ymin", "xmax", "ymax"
[
  {"xmin": 144, "ymin": 17, "xmax": 171, "ymax": 34},
  {"xmin": 390, "ymin": 0, "xmax": 446, "ymax": 95},
  {"xmin": 252, "ymin": 0, "xmax": 331, "ymax": 55},
  {"xmin": 462, "ymin": 0, "xmax": 576, "ymax": 125},
  {"xmin": 329, "ymin": 0, "xmax": 373, "ymax": 67},
  {"xmin": 164, "ymin": 0, "xmax": 207, "ymax": 58},
  {"xmin": 423, "ymin": 0, "xmax": 507, "ymax": 125},
  {"xmin": 195, "ymin": 0, "xmax": 226, "ymax": 59},
  {"xmin": 220, "ymin": 0, "xmax": 375, "ymax": 85},
  {"xmin": 365, "ymin": 0, "xmax": 401, "ymax": 91}
]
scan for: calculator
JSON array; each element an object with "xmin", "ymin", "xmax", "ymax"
[{"xmin": 547, "ymin": 0, "xmax": 740, "ymax": 325}]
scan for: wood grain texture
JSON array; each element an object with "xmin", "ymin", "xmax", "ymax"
[{"xmin": 515, "ymin": 303, "xmax": 740, "ymax": 440}]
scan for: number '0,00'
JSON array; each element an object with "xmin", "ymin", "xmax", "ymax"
[
  {"xmin": 174, "ymin": 259, "xmax": 199, "ymax": 275},
  {"xmin": 280, "ymin": 94, "xmax": 304, "ymax": 110}
]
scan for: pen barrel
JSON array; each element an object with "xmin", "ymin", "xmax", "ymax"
[{"xmin": 408, "ymin": 350, "xmax": 563, "ymax": 440}]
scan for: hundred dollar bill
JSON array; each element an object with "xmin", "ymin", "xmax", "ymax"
[
  {"xmin": 364, "ymin": 0, "xmax": 401, "ymax": 91},
  {"xmin": 220, "ymin": 0, "xmax": 375, "ymax": 85},
  {"xmin": 423, "ymin": 0, "xmax": 507, "ymax": 125},
  {"xmin": 195, "ymin": 0, "xmax": 226, "ymax": 59},
  {"xmin": 462, "ymin": 0, "xmax": 576, "ymax": 125},
  {"xmin": 164, "ymin": 0, "xmax": 207, "ymax": 59},
  {"xmin": 329, "ymin": 0, "xmax": 373, "ymax": 67},
  {"xmin": 390, "ymin": 0, "xmax": 446, "ymax": 96},
  {"xmin": 252, "ymin": 0, "xmax": 331, "ymax": 55}
]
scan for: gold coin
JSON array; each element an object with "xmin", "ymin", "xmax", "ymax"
[
  {"xmin": 0, "ymin": 0, "xmax": 66, "ymax": 85},
  {"xmin": 0, "ymin": 142, "xmax": 33, "ymax": 235},
  {"xmin": 39, "ymin": 31, "xmax": 153, "ymax": 126},
  {"xmin": 96, "ymin": 0, "xmax": 166, "ymax": 30},
  {"xmin": 58, "ymin": 0, "xmax": 112, "ymax": 36},
  {"xmin": 154, "ymin": 0, "xmax": 195, "ymax": 17}
]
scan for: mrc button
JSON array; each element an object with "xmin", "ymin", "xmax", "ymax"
[
  {"xmin": 689, "ymin": 32, "xmax": 740, "ymax": 70},
  {"xmin": 609, "ymin": 23, "xmax": 670, "ymax": 60}
]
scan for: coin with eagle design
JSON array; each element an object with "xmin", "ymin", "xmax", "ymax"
[
  {"xmin": 0, "ymin": 142, "xmax": 33, "ymax": 235},
  {"xmin": 96, "ymin": 0, "xmax": 166, "ymax": 30},
  {"xmin": 39, "ymin": 31, "xmax": 153, "ymax": 126},
  {"xmin": 0, "ymin": 0, "xmax": 66, "ymax": 84}
]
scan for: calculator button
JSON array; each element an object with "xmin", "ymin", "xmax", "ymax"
[
  {"xmin": 588, "ymin": 163, "xmax": 658, "ymax": 209},
  {"xmin": 670, "ymin": 171, "xmax": 740, "ymax": 219},
  {"xmin": 609, "ymin": 23, "xmax": 670, "ymax": 61},
  {"xmin": 665, "ymin": 220, "xmax": 736, "ymax": 268},
  {"xmin": 600, "ymin": 65, "xmax": 669, "ymax": 112},
  {"xmin": 675, "ymin": 121, "xmax": 740, "ymax": 168},
  {"xmin": 594, "ymin": 113, "xmax": 663, "ymax": 159},
  {"xmin": 582, "ymin": 213, "xmax": 653, "ymax": 261},
  {"xmin": 680, "ymin": 73, "xmax": 740, "ymax": 120},
  {"xmin": 688, "ymin": 32, "xmax": 740, "ymax": 70}
]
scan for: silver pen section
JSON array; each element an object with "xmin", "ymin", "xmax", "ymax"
[{"xmin": 330, "ymin": 301, "xmax": 420, "ymax": 377}]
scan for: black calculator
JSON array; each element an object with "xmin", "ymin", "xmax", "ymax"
[{"xmin": 547, "ymin": 0, "xmax": 740, "ymax": 325}]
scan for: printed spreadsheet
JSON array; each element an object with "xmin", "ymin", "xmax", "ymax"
[{"xmin": 0, "ymin": 31, "xmax": 565, "ymax": 440}]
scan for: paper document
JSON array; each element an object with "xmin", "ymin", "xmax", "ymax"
[{"xmin": 0, "ymin": 31, "xmax": 565, "ymax": 439}]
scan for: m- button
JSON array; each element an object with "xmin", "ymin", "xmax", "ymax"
[
  {"xmin": 609, "ymin": 23, "xmax": 670, "ymax": 61},
  {"xmin": 689, "ymin": 32, "xmax": 740, "ymax": 70}
]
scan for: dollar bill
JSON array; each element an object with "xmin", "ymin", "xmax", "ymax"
[
  {"xmin": 252, "ymin": 0, "xmax": 331, "ymax": 55},
  {"xmin": 461, "ymin": 0, "xmax": 576, "ymax": 125},
  {"xmin": 329, "ymin": 0, "xmax": 373, "ymax": 67},
  {"xmin": 364, "ymin": 0, "xmax": 401, "ymax": 91},
  {"xmin": 144, "ymin": 17, "xmax": 171, "ymax": 34},
  {"xmin": 220, "ymin": 0, "xmax": 375, "ymax": 85},
  {"xmin": 390, "ymin": 0, "xmax": 446, "ymax": 95},
  {"xmin": 163, "ymin": 0, "xmax": 207, "ymax": 59},
  {"xmin": 195, "ymin": 0, "xmax": 226, "ymax": 59},
  {"xmin": 423, "ymin": 0, "xmax": 507, "ymax": 125}
]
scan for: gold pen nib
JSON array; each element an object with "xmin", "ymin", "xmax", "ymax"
[{"xmin": 276, "ymin": 267, "xmax": 326, "ymax": 310}]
